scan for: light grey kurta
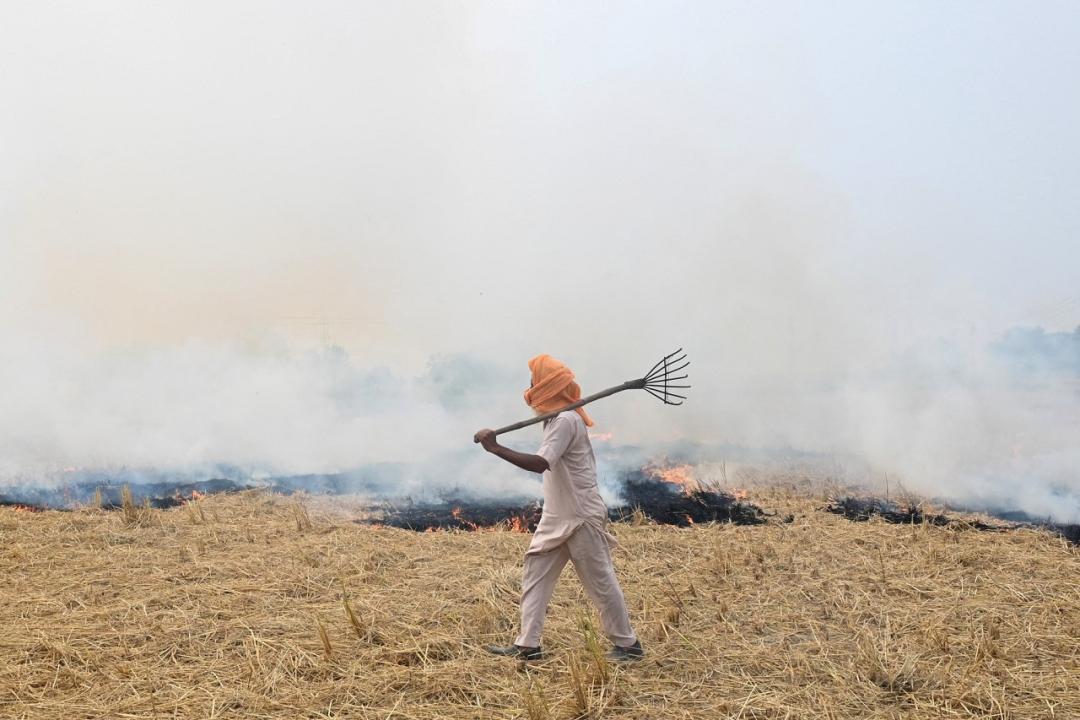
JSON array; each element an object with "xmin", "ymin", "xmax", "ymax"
[{"xmin": 529, "ymin": 411, "xmax": 614, "ymax": 554}]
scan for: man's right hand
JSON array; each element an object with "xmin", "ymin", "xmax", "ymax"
[
  {"xmin": 473, "ymin": 429, "xmax": 549, "ymax": 474},
  {"xmin": 473, "ymin": 428, "xmax": 498, "ymax": 452}
]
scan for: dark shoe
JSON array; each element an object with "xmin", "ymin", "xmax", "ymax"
[
  {"xmin": 486, "ymin": 644, "xmax": 543, "ymax": 661},
  {"xmin": 605, "ymin": 640, "xmax": 644, "ymax": 662}
]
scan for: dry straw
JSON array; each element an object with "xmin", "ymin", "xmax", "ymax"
[{"xmin": 0, "ymin": 483, "xmax": 1076, "ymax": 719}]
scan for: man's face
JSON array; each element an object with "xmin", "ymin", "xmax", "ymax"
[{"xmin": 527, "ymin": 378, "xmax": 541, "ymax": 414}]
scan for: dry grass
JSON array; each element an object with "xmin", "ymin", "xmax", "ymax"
[{"xmin": 0, "ymin": 487, "xmax": 1077, "ymax": 719}]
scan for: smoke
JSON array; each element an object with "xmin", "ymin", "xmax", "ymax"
[
  {"xmin": 0, "ymin": 332, "xmax": 515, "ymax": 477},
  {"xmin": 2, "ymin": 3, "xmax": 1078, "ymax": 519},
  {"xmin": 833, "ymin": 332, "xmax": 1080, "ymax": 521},
  {"xmin": 1, "ymin": 320, "xmax": 1076, "ymax": 521}
]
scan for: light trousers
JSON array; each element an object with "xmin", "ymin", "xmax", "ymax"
[{"xmin": 514, "ymin": 523, "xmax": 637, "ymax": 648}]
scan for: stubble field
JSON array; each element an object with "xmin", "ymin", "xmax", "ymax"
[{"xmin": 1, "ymin": 486, "xmax": 1077, "ymax": 719}]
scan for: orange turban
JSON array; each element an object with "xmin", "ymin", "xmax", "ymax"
[{"xmin": 523, "ymin": 354, "xmax": 594, "ymax": 427}]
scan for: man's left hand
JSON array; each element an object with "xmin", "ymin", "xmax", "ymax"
[{"xmin": 473, "ymin": 428, "xmax": 499, "ymax": 452}]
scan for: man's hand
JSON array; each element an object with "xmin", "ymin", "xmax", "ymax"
[
  {"xmin": 473, "ymin": 428, "xmax": 499, "ymax": 452},
  {"xmin": 474, "ymin": 428, "xmax": 549, "ymax": 473}
]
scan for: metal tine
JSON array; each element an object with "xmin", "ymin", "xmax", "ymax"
[
  {"xmin": 648, "ymin": 384, "xmax": 691, "ymax": 390},
  {"xmin": 651, "ymin": 374, "xmax": 689, "ymax": 383},
  {"xmin": 660, "ymin": 390, "xmax": 688, "ymax": 401},
  {"xmin": 665, "ymin": 359, "xmax": 690, "ymax": 374},
  {"xmin": 645, "ymin": 361, "xmax": 689, "ymax": 383},
  {"xmin": 643, "ymin": 350, "xmax": 677, "ymax": 380},
  {"xmin": 644, "ymin": 386, "xmax": 685, "ymax": 405},
  {"xmin": 651, "ymin": 356, "xmax": 689, "ymax": 373},
  {"xmin": 647, "ymin": 360, "xmax": 689, "ymax": 380},
  {"xmin": 659, "ymin": 353, "xmax": 688, "ymax": 369},
  {"xmin": 643, "ymin": 348, "xmax": 683, "ymax": 380},
  {"xmin": 639, "ymin": 388, "xmax": 682, "ymax": 405},
  {"xmin": 643, "ymin": 387, "xmax": 670, "ymax": 403}
]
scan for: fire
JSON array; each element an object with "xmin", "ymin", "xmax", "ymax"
[
  {"xmin": 375, "ymin": 500, "xmax": 540, "ymax": 533},
  {"xmin": 451, "ymin": 507, "xmax": 479, "ymax": 531},
  {"xmin": 417, "ymin": 515, "xmax": 530, "ymax": 534},
  {"xmin": 644, "ymin": 461, "xmax": 750, "ymax": 502},
  {"xmin": 386, "ymin": 507, "xmax": 534, "ymax": 534},
  {"xmin": 177, "ymin": 489, "xmax": 207, "ymax": 505},
  {"xmin": 647, "ymin": 463, "xmax": 699, "ymax": 493}
]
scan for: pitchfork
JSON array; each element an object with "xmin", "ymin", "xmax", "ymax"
[{"xmin": 480, "ymin": 348, "xmax": 690, "ymax": 438}]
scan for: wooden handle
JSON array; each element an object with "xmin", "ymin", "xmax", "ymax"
[{"xmin": 476, "ymin": 378, "xmax": 646, "ymax": 440}]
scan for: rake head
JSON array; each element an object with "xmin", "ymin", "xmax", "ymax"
[
  {"xmin": 640, "ymin": 348, "xmax": 690, "ymax": 405},
  {"xmin": 483, "ymin": 347, "xmax": 691, "ymax": 438}
]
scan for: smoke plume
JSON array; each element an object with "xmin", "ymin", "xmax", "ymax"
[{"xmin": 2, "ymin": 3, "xmax": 1078, "ymax": 520}]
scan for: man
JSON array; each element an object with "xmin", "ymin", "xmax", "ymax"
[{"xmin": 473, "ymin": 354, "xmax": 643, "ymax": 662}]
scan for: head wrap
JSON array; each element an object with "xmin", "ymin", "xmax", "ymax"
[{"xmin": 523, "ymin": 354, "xmax": 594, "ymax": 427}]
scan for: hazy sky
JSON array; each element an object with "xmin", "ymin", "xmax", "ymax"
[
  {"xmin": 1, "ymin": 2, "xmax": 1078, "ymax": 516},
  {"xmin": 4, "ymin": 1, "xmax": 1077, "ymax": 357}
]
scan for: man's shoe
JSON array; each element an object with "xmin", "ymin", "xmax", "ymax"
[
  {"xmin": 605, "ymin": 640, "xmax": 644, "ymax": 662},
  {"xmin": 486, "ymin": 644, "xmax": 543, "ymax": 661}
]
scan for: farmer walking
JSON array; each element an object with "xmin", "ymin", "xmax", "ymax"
[{"xmin": 474, "ymin": 354, "xmax": 643, "ymax": 662}]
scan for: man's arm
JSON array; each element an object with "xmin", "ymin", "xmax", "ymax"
[{"xmin": 473, "ymin": 429, "xmax": 550, "ymax": 474}]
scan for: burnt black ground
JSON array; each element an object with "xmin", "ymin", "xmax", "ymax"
[{"xmin": 826, "ymin": 495, "xmax": 1079, "ymax": 544}]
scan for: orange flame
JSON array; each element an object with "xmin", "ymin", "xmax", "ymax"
[
  {"xmin": 645, "ymin": 461, "xmax": 749, "ymax": 501},
  {"xmin": 451, "ymin": 507, "xmax": 479, "ymax": 531},
  {"xmin": 178, "ymin": 489, "xmax": 207, "ymax": 505},
  {"xmin": 646, "ymin": 462, "xmax": 698, "ymax": 494}
]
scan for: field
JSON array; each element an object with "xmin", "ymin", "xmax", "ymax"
[{"xmin": 1, "ymin": 487, "xmax": 1077, "ymax": 719}]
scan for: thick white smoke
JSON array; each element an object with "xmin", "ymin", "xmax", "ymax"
[
  {"xmin": 1, "ymin": 3, "xmax": 1077, "ymax": 520},
  {"xmin": 0, "ymin": 320, "xmax": 1076, "ymax": 521}
]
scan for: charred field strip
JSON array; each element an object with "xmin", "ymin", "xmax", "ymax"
[
  {"xmin": 372, "ymin": 500, "xmax": 544, "ymax": 532},
  {"xmin": 825, "ymin": 496, "xmax": 1080, "ymax": 545},
  {"xmin": 1, "ymin": 486, "xmax": 1077, "ymax": 720},
  {"xmin": 1, "ymin": 475, "xmax": 766, "ymax": 533},
  {"xmin": 4, "ymin": 475, "xmax": 1075, "ymax": 545},
  {"xmin": 369, "ymin": 472, "xmax": 765, "ymax": 532}
]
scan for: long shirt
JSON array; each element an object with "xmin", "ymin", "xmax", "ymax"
[{"xmin": 528, "ymin": 410, "xmax": 613, "ymax": 554}]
